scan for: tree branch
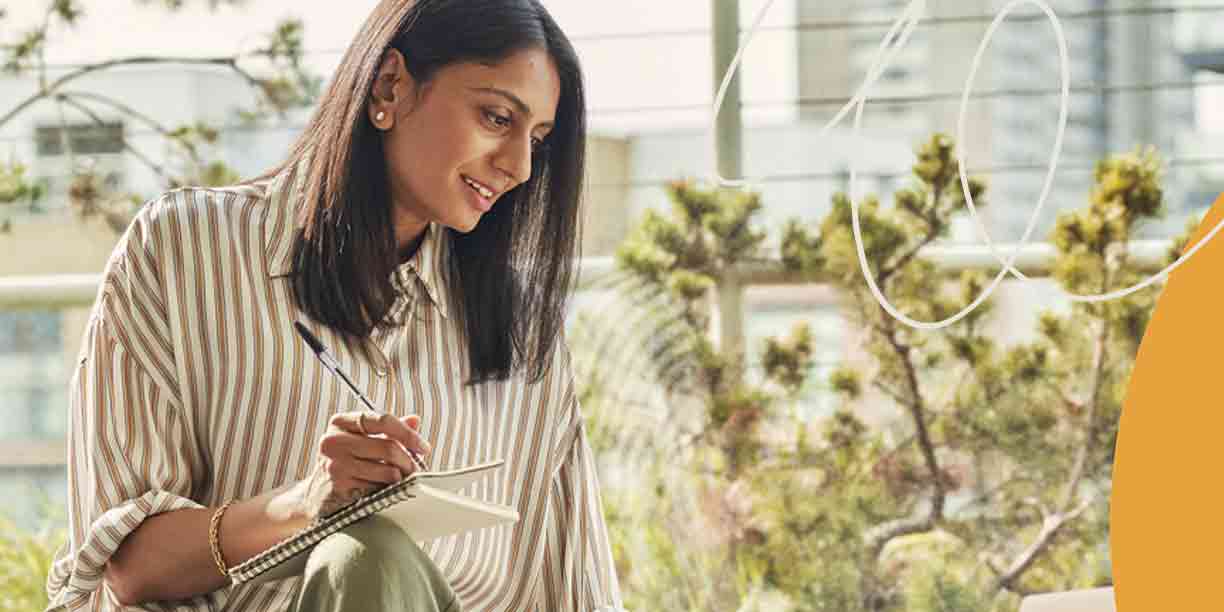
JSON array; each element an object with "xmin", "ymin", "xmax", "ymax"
[
  {"xmin": 949, "ymin": 474, "xmax": 1038, "ymax": 518},
  {"xmin": 863, "ymin": 512, "xmax": 936, "ymax": 562},
  {"xmin": 871, "ymin": 378, "xmax": 913, "ymax": 409},
  {"xmin": 993, "ymin": 494, "xmax": 1097, "ymax": 592},
  {"xmin": 0, "ymin": 54, "xmax": 281, "ymax": 131},
  {"xmin": 54, "ymin": 94, "xmax": 174, "ymax": 183},
  {"xmin": 882, "ymin": 319, "xmax": 946, "ymax": 518},
  {"xmin": 993, "ymin": 261, "xmax": 1114, "ymax": 594},
  {"xmin": 1044, "ymin": 378, "xmax": 1086, "ymax": 416},
  {"xmin": 878, "ymin": 184, "xmax": 943, "ymax": 286},
  {"xmin": 58, "ymin": 89, "xmax": 201, "ymax": 161},
  {"xmin": 1060, "ymin": 275, "xmax": 1112, "ymax": 511}
]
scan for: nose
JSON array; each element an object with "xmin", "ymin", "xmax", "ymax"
[{"xmin": 492, "ymin": 133, "xmax": 533, "ymax": 188}]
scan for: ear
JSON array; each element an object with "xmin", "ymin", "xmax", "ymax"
[{"xmin": 368, "ymin": 48, "xmax": 418, "ymax": 131}]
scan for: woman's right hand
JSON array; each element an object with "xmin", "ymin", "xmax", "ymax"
[{"xmin": 292, "ymin": 411, "xmax": 431, "ymax": 521}]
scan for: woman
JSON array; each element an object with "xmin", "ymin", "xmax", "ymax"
[{"xmin": 45, "ymin": 1, "xmax": 622, "ymax": 610}]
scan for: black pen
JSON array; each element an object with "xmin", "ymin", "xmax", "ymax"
[{"xmin": 293, "ymin": 320, "xmax": 428, "ymax": 473}]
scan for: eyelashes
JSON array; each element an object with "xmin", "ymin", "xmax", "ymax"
[{"xmin": 483, "ymin": 110, "xmax": 548, "ymax": 153}]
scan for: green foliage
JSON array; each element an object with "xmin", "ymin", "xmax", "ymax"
[
  {"xmin": 616, "ymin": 179, "xmax": 768, "ymax": 282},
  {"xmin": 50, "ymin": 0, "xmax": 84, "ymax": 23},
  {"xmin": 780, "ymin": 219, "xmax": 824, "ymax": 277},
  {"xmin": 829, "ymin": 366, "xmax": 862, "ymax": 399},
  {"xmin": 192, "ymin": 160, "xmax": 242, "ymax": 189},
  {"xmin": 0, "ymin": 160, "xmax": 48, "ymax": 232},
  {"xmin": 2, "ymin": 1, "xmax": 83, "ymax": 74},
  {"xmin": 2, "ymin": 30, "xmax": 46, "ymax": 75},
  {"xmin": 0, "ymin": 513, "xmax": 65, "ymax": 612},
  {"xmin": 169, "ymin": 121, "xmax": 220, "ymax": 154},
  {"xmin": 253, "ymin": 19, "xmax": 323, "ymax": 111},
  {"xmin": 0, "ymin": 161, "xmax": 44, "ymax": 206},
  {"xmin": 584, "ymin": 132, "xmax": 1179, "ymax": 610},
  {"xmin": 762, "ymin": 323, "xmax": 814, "ymax": 394}
]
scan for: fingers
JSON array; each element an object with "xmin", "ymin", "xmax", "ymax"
[
  {"xmin": 330, "ymin": 411, "xmax": 431, "ymax": 457},
  {"xmin": 316, "ymin": 448, "xmax": 404, "ymax": 488},
  {"xmin": 347, "ymin": 457, "xmax": 406, "ymax": 485},
  {"xmin": 348, "ymin": 434, "xmax": 418, "ymax": 477},
  {"xmin": 324, "ymin": 412, "xmax": 429, "ymax": 479},
  {"xmin": 403, "ymin": 414, "xmax": 421, "ymax": 430}
]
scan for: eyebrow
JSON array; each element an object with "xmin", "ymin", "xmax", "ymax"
[{"xmin": 469, "ymin": 86, "xmax": 555, "ymax": 129}]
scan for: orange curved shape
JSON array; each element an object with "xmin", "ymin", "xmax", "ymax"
[{"xmin": 1112, "ymin": 192, "xmax": 1224, "ymax": 610}]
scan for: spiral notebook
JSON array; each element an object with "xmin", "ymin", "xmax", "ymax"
[{"xmin": 228, "ymin": 459, "xmax": 518, "ymax": 585}]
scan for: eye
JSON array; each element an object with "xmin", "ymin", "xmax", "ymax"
[
  {"xmin": 485, "ymin": 109, "xmax": 549, "ymax": 154},
  {"xmin": 484, "ymin": 110, "xmax": 512, "ymax": 128}
]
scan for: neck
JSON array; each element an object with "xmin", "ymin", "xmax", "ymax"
[
  {"xmin": 390, "ymin": 200, "xmax": 428, "ymax": 264},
  {"xmin": 397, "ymin": 226, "xmax": 427, "ymax": 264}
]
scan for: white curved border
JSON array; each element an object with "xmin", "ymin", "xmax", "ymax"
[{"xmin": 709, "ymin": 0, "xmax": 1224, "ymax": 330}]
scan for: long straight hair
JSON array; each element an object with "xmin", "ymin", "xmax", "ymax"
[{"xmin": 252, "ymin": 0, "xmax": 586, "ymax": 385}]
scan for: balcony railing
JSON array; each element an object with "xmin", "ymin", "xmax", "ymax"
[
  {"xmin": 0, "ymin": 240, "xmax": 1175, "ymax": 309},
  {"xmin": 0, "ymin": 240, "xmax": 1175, "ymax": 469}
]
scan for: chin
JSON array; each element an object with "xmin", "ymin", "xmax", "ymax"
[{"xmin": 448, "ymin": 214, "xmax": 483, "ymax": 234}]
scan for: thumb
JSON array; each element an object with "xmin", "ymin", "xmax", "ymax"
[{"xmin": 401, "ymin": 414, "xmax": 421, "ymax": 430}]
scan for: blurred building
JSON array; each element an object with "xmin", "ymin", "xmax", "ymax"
[
  {"xmin": 1176, "ymin": 0, "xmax": 1224, "ymax": 222},
  {"xmin": 797, "ymin": 0, "xmax": 1205, "ymax": 242}
]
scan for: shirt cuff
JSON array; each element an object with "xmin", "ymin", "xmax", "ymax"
[{"xmin": 46, "ymin": 489, "xmax": 207, "ymax": 610}]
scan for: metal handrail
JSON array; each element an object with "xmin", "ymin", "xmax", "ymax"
[{"xmin": 0, "ymin": 240, "xmax": 1174, "ymax": 310}]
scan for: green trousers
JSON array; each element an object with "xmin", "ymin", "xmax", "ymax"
[{"xmin": 292, "ymin": 515, "xmax": 463, "ymax": 612}]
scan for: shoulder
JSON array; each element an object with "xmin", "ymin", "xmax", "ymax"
[
  {"xmin": 116, "ymin": 179, "xmax": 278, "ymax": 267},
  {"xmin": 136, "ymin": 180, "xmax": 273, "ymax": 240}
]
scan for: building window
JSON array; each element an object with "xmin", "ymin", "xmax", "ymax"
[
  {"xmin": 34, "ymin": 122, "xmax": 124, "ymax": 157},
  {"xmin": 0, "ymin": 311, "xmax": 67, "ymax": 441},
  {"xmin": 32, "ymin": 122, "xmax": 127, "ymax": 212},
  {"xmin": 882, "ymin": 65, "xmax": 910, "ymax": 82},
  {"xmin": 0, "ymin": 311, "xmax": 61, "ymax": 355}
]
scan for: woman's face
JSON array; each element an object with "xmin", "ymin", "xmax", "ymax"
[{"xmin": 369, "ymin": 46, "xmax": 561, "ymax": 250}]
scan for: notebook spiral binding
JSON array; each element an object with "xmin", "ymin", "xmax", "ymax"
[{"xmin": 228, "ymin": 480, "xmax": 418, "ymax": 584}]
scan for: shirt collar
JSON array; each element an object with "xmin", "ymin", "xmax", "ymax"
[{"xmin": 262, "ymin": 155, "xmax": 451, "ymax": 320}]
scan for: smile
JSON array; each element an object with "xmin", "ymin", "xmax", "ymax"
[
  {"xmin": 462, "ymin": 175, "xmax": 496, "ymax": 213},
  {"xmin": 462, "ymin": 175, "xmax": 495, "ymax": 199}
]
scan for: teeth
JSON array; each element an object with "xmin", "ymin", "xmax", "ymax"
[{"xmin": 463, "ymin": 176, "xmax": 493, "ymax": 199}]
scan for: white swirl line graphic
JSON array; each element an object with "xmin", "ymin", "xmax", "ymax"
[{"xmin": 709, "ymin": 0, "xmax": 1224, "ymax": 331}]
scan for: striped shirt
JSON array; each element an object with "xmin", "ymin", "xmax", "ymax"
[{"xmin": 45, "ymin": 158, "xmax": 624, "ymax": 612}]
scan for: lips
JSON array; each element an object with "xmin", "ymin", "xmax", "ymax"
[
  {"xmin": 461, "ymin": 175, "xmax": 496, "ymax": 199},
  {"xmin": 461, "ymin": 175, "xmax": 495, "ymax": 212}
]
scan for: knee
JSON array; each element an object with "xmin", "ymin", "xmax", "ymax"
[{"xmin": 305, "ymin": 516, "xmax": 426, "ymax": 586}]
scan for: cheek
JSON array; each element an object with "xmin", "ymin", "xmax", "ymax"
[
  {"xmin": 385, "ymin": 127, "xmax": 445, "ymax": 192},
  {"xmin": 383, "ymin": 111, "xmax": 489, "ymax": 209}
]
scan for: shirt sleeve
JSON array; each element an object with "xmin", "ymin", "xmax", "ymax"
[
  {"xmin": 539, "ymin": 341, "xmax": 626, "ymax": 612},
  {"xmin": 45, "ymin": 201, "xmax": 220, "ymax": 612}
]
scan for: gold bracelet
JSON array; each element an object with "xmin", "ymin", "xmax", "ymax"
[{"xmin": 208, "ymin": 500, "xmax": 235, "ymax": 579}]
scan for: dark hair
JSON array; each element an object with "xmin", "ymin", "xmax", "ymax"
[{"xmin": 255, "ymin": 0, "xmax": 585, "ymax": 385}]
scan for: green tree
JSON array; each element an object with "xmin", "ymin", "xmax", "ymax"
[
  {"xmin": 573, "ymin": 134, "xmax": 1179, "ymax": 611},
  {"xmin": 0, "ymin": 0, "xmax": 319, "ymax": 232}
]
